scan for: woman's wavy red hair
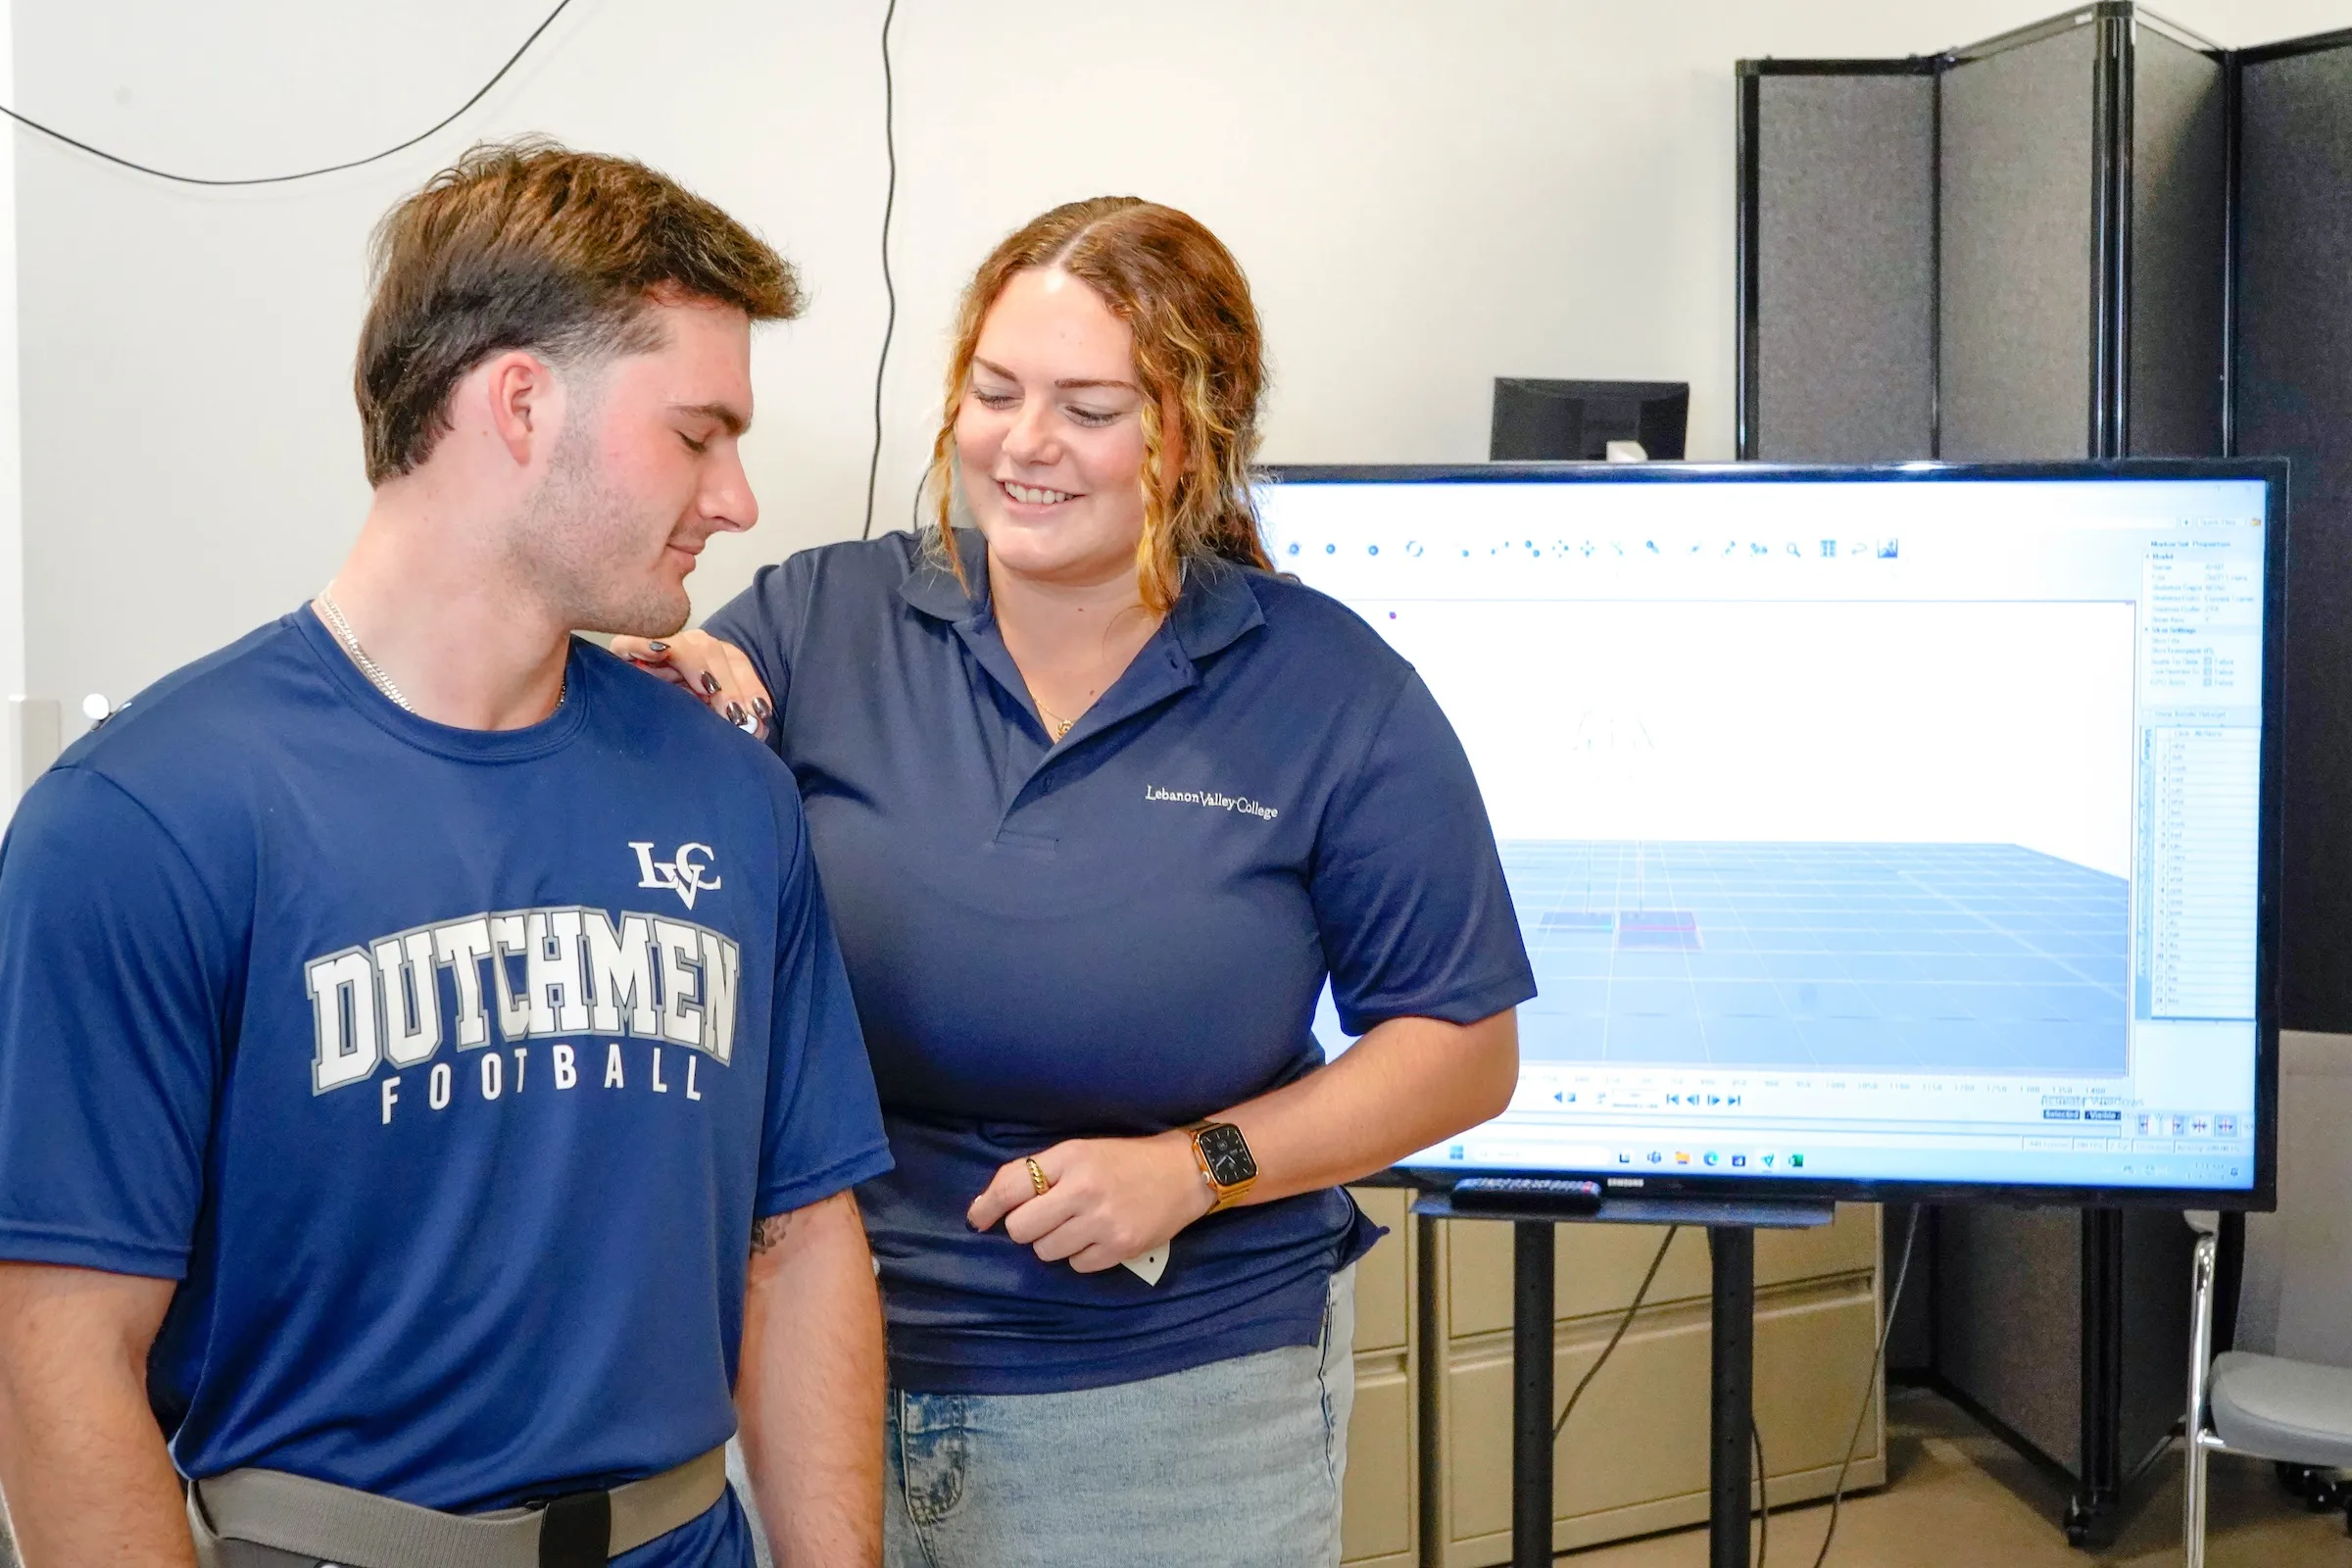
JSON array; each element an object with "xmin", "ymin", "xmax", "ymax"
[{"xmin": 924, "ymin": 197, "xmax": 1272, "ymax": 613}]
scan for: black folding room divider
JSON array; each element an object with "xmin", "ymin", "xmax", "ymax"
[
  {"xmin": 1738, "ymin": 3, "xmax": 2350, "ymax": 1546},
  {"xmin": 2236, "ymin": 27, "xmax": 2352, "ymax": 1030},
  {"xmin": 1740, "ymin": 6, "xmax": 2230, "ymax": 467},
  {"xmin": 1737, "ymin": 60, "xmax": 1936, "ymax": 463}
]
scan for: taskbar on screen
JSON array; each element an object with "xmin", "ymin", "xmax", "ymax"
[{"xmin": 1402, "ymin": 1133, "xmax": 2254, "ymax": 1192}]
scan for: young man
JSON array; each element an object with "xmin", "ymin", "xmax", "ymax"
[{"xmin": 0, "ymin": 142, "xmax": 891, "ymax": 1568}]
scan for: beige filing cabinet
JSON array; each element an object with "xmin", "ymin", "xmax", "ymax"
[
  {"xmin": 1342, "ymin": 1187, "xmax": 1423, "ymax": 1567},
  {"xmin": 1339, "ymin": 1194, "xmax": 1883, "ymax": 1567}
]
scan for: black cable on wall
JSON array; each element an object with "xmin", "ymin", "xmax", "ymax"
[
  {"xmin": 6, "ymin": 0, "xmax": 914, "ymax": 548},
  {"xmin": 0, "ymin": 0, "xmax": 577, "ymax": 186},
  {"xmin": 860, "ymin": 0, "xmax": 902, "ymax": 540}
]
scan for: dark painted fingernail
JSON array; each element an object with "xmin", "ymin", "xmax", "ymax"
[
  {"xmin": 647, "ymin": 641, "xmax": 668, "ymax": 653},
  {"xmin": 727, "ymin": 702, "xmax": 747, "ymax": 725},
  {"xmin": 754, "ymin": 698, "xmax": 773, "ymax": 719},
  {"xmin": 701, "ymin": 672, "xmax": 720, "ymax": 695}
]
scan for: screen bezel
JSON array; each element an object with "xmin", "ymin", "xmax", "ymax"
[{"xmin": 1259, "ymin": 458, "xmax": 2286, "ymax": 1211}]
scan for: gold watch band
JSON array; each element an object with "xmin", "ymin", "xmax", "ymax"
[{"xmin": 1186, "ymin": 1120, "xmax": 1257, "ymax": 1213}]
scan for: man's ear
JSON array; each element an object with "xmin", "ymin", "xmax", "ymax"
[{"xmin": 477, "ymin": 349, "xmax": 561, "ymax": 469}]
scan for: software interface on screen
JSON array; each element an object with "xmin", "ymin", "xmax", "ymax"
[{"xmin": 1260, "ymin": 475, "xmax": 2267, "ymax": 1192}]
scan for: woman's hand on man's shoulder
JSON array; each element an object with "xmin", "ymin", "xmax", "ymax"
[{"xmin": 612, "ymin": 630, "xmax": 774, "ymax": 740}]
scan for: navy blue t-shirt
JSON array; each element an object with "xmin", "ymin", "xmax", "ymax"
[
  {"xmin": 0, "ymin": 612, "xmax": 893, "ymax": 1566},
  {"xmin": 705, "ymin": 531, "xmax": 1534, "ymax": 1394}
]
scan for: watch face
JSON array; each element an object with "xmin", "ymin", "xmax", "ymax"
[{"xmin": 1198, "ymin": 1122, "xmax": 1257, "ymax": 1186}]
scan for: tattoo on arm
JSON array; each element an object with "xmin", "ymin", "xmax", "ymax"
[{"xmin": 750, "ymin": 1211, "xmax": 794, "ymax": 1256}]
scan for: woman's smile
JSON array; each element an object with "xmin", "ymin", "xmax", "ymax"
[{"xmin": 997, "ymin": 477, "xmax": 1084, "ymax": 513}]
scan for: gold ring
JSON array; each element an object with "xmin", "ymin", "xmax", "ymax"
[{"xmin": 1026, "ymin": 1156, "xmax": 1052, "ymax": 1196}]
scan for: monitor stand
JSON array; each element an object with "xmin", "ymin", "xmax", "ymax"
[{"xmin": 1412, "ymin": 1190, "xmax": 1838, "ymax": 1568}]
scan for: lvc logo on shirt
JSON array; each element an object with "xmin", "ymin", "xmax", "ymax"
[{"xmin": 632, "ymin": 841, "xmax": 722, "ymax": 909}]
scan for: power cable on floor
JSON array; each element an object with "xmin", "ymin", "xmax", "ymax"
[
  {"xmin": 0, "ymin": 0, "xmax": 576, "ymax": 186},
  {"xmin": 1810, "ymin": 1203, "xmax": 1924, "ymax": 1567},
  {"xmin": 858, "ymin": 0, "xmax": 901, "ymax": 540}
]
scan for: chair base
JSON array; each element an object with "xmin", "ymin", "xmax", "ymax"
[{"xmin": 2274, "ymin": 1461, "xmax": 2352, "ymax": 1531}]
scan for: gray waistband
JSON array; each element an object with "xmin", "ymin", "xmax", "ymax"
[{"xmin": 188, "ymin": 1445, "xmax": 729, "ymax": 1568}]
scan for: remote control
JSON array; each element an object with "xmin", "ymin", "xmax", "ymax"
[{"xmin": 1449, "ymin": 1176, "xmax": 1604, "ymax": 1215}]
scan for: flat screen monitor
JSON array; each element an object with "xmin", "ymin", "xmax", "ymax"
[
  {"xmin": 1259, "ymin": 462, "xmax": 2282, "ymax": 1207},
  {"xmin": 1492, "ymin": 378, "xmax": 1690, "ymax": 462}
]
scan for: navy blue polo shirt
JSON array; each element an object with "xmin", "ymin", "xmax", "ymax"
[{"xmin": 704, "ymin": 530, "xmax": 1534, "ymax": 1394}]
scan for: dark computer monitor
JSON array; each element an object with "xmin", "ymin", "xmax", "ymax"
[{"xmin": 1492, "ymin": 377, "xmax": 1690, "ymax": 461}]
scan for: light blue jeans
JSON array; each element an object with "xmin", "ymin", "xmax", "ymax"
[{"xmin": 882, "ymin": 1264, "xmax": 1354, "ymax": 1568}]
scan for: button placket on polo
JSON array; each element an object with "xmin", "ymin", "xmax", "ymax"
[{"xmin": 938, "ymin": 611, "xmax": 1054, "ymax": 835}]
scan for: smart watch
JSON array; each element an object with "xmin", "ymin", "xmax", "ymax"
[{"xmin": 1185, "ymin": 1120, "xmax": 1258, "ymax": 1213}]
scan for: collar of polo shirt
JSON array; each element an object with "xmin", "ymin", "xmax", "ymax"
[{"xmin": 897, "ymin": 527, "xmax": 1266, "ymax": 665}]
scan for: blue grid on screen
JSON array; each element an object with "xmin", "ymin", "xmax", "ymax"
[{"xmin": 1508, "ymin": 841, "xmax": 2130, "ymax": 1072}]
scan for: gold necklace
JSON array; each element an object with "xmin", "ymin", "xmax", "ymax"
[
  {"xmin": 1021, "ymin": 609, "xmax": 1162, "ymax": 744},
  {"xmin": 1034, "ymin": 699, "xmax": 1078, "ymax": 742}
]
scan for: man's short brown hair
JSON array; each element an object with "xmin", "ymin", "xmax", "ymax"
[{"xmin": 355, "ymin": 138, "xmax": 802, "ymax": 485}]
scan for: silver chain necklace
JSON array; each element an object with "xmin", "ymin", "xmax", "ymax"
[{"xmin": 315, "ymin": 591, "xmax": 564, "ymax": 716}]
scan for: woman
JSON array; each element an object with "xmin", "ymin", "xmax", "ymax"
[{"xmin": 623, "ymin": 197, "xmax": 1533, "ymax": 1566}]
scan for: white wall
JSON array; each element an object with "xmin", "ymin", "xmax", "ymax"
[
  {"xmin": 11, "ymin": 0, "xmax": 2352, "ymax": 715},
  {"xmin": 0, "ymin": 0, "xmax": 25, "ymax": 807}
]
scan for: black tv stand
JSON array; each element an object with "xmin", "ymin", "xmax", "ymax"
[{"xmin": 1413, "ymin": 1189, "xmax": 1838, "ymax": 1568}]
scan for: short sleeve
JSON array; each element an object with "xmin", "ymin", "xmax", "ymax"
[
  {"xmin": 0, "ymin": 767, "xmax": 232, "ymax": 1278},
  {"xmin": 701, "ymin": 558, "xmax": 809, "ymax": 734},
  {"xmin": 753, "ymin": 787, "xmax": 893, "ymax": 1216},
  {"xmin": 1310, "ymin": 672, "xmax": 1538, "ymax": 1037}
]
